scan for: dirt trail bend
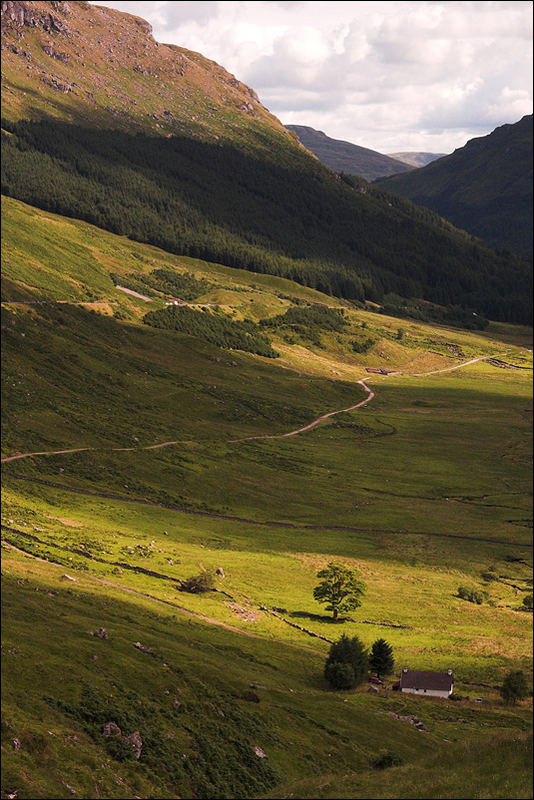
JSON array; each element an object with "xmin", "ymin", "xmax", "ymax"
[
  {"xmin": 231, "ymin": 379, "xmax": 374, "ymax": 443},
  {"xmin": 0, "ymin": 351, "xmax": 511, "ymax": 463}
]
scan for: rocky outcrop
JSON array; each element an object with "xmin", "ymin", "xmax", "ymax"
[
  {"xmin": 102, "ymin": 721, "xmax": 121, "ymax": 737},
  {"xmin": 42, "ymin": 43, "xmax": 70, "ymax": 62},
  {"xmin": 124, "ymin": 731, "xmax": 143, "ymax": 759},
  {"xmin": 90, "ymin": 627, "xmax": 109, "ymax": 639},
  {"xmin": 1, "ymin": 1, "xmax": 69, "ymax": 33}
]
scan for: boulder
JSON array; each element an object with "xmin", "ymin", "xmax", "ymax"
[
  {"xmin": 124, "ymin": 731, "xmax": 143, "ymax": 759},
  {"xmin": 102, "ymin": 722, "xmax": 121, "ymax": 737}
]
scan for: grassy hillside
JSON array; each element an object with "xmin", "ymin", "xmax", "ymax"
[
  {"xmin": 285, "ymin": 125, "xmax": 412, "ymax": 181},
  {"xmin": 377, "ymin": 116, "xmax": 534, "ymax": 259},
  {"xmin": 1, "ymin": 2, "xmax": 532, "ymax": 322},
  {"xmin": 2, "ymin": 195, "xmax": 533, "ymax": 797}
]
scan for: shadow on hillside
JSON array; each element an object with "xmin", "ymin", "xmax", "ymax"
[{"xmin": 287, "ymin": 610, "xmax": 354, "ymax": 624}]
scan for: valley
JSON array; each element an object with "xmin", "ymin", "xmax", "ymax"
[
  {"xmin": 1, "ymin": 2, "xmax": 532, "ymax": 798},
  {"xmin": 2, "ymin": 195, "xmax": 532, "ymax": 799}
]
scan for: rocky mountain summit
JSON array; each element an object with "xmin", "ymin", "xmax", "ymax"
[{"xmin": 1, "ymin": 0, "xmax": 282, "ymax": 147}]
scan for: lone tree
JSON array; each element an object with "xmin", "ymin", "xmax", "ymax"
[
  {"xmin": 313, "ymin": 562, "xmax": 366, "ymax": 620},
  {"xmin": 324, "ymin": 634, "xmax": 369, "ymax": 690},
  {"xmin": 500, "ymin": 670, "xmax": 529, "ymax": 705},
  {"xmin": 369, "ymin": 638, "xmax": 394, "ymax": 679}
]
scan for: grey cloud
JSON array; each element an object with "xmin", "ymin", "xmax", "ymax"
[{"xmin": 159, "ymin": 1, "xmax": 219, "ymax": 26}]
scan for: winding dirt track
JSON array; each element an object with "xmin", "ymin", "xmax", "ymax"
[
  {"xmin": 3, "ymin": 351, "xmax": 528, "ymax": 548},
  {"xmin": 231, "ymin": 380, "xmax": 374, "ymax": 442},
  {"xmin": 0, "ymin": 354, "xmax": 499, "ymax": 464}
]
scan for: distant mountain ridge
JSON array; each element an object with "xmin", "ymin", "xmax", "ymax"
[
  {"xmin": 377, "ymin": 116, "xmax": 533, "ymax": 259},
  {"xmin": 388, "ymin": 152, "xmax": 446, "ymax": 168},
  {"xmin": 285, "ymin": 125, "xmax": 413, "ymax": 181}
]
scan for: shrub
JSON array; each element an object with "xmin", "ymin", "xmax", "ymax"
[
  {"xmin": 522, "ymin": 595, "xmax": 533, "ymax": 610},
  {"xmin": 351, "ymin": 337, "xmax": 375, "ymax": 353},
  {"xmin": 458, "ymin": 585, "xmax": 488, "ymax": 604},
  {"xmin": 370, "ymin": 750, "xmax": 404, "ymax": 769},
  {"xmin": 180, "ymin": 572, "xmax": 215, "ymax": 593},
  {"xmin": 143, "ymin": 305, "xmax": 277, "ymax": 357}
]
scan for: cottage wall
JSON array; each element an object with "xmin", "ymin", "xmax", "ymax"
[{"xmin": 401, "ymin": 686, "xmax": 452, "ymax": 698}]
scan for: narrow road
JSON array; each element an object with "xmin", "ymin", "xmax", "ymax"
[
  {"xmin": 115, "ymin": 285, "xmax": 153, "ymax": 302},
  {"xmin": 231, "ymin": 380, "xmax": 374, "ymax": 442},
  {"xmin": 409, "ymin": 355, "xmax": 499, "ymax": 377},
  {"xmin": 0, "ymin": 353, "xmax": 501, "ymax": 464},
  {"xmin": 1, "ymin": 447, "xmax": 92, "ymax": 463}
]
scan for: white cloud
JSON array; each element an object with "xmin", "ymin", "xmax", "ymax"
[{"xmin": 91, "ymin": 1, "xmax": 533, "ymax": 153}]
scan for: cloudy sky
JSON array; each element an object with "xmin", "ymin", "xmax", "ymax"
[{"xmin": 93, "ymin": 1, "xmax": 533, "ymax": 154}]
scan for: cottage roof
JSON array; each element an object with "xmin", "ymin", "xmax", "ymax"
[{"xmin": 400, "ymin": 669, "xmax": 453, "ymax": 691}]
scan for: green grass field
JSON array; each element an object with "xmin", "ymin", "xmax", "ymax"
[{"xmin": 2, "ymin": 196, "xmax": 532, "ymax": 799}]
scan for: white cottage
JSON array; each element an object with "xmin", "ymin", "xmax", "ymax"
[{"xmin": 399, "ymin": 668, "xmax": 453, "ymax": 698}]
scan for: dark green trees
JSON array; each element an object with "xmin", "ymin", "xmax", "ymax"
[
  {"xmin": 313, "ymin": 562, "xmax": 366, "ymax": 620},
  {"xmin": 324, "ymin": 635, "xmax": 368, "ymax": 690},
  {"xmin": 500, "ymin": 671, "xmax": 529, "ymax": 705},
  {"xmin": 369, "ymin": 639, "xmax": 394, "ymax": 679}
]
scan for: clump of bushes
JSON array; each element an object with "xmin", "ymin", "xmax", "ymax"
[
  {"xmin": 351, "ymin": 337, "xmax": 375, "ymax": 353},
  {"xmin": 370, "ymin": 750, "xmax": 404, "ymax": 769},
  {"xmin": 180, "ymin": 572, "xmax": 215, "ymax": 593},
  {"xmin": 143, "ymin": 305, "xmax": 277, "ymax": 357},
  {"xmin": 260, "ymin": 304, "xmax": 347, "ymax": 346},
  {"xmin": 458, "ymin": 585, "xmax": 488, "ymax": 604},
  {"xmin": 522, "ymin": 594, "xmax": 533, "ymax": 611}
]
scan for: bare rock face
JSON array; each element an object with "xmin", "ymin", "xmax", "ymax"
[
  {"xmin": 1, "ymin": 1, "xmax": 29, "ymax": 26},
  {"xmin": 42, "ymin": 43, "xmax": 70, "ymax": 62},
  {"xmin": 1, "ymin": 1, "xmax": 69, "ymax": 33},
  {"xmin": 91, "ymin": 627, "xmax": 109, "ymax": 639},
  {"xmin": 102, "ymin": 721, "xmax": 121, "ymax": 737},
  {"xmin": 124, "ymin": 731, "xmax": 143, "ymax": 759}
]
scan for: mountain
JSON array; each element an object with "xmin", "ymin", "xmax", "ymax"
[
  {"xmin": 377, "ymin": 116, "xmax": 533, "ymax": 259},
  {"xmin": 286, "ymin": 124, "xmax": 413, "ymax": 180},
  {"xmin": 388, "ymin": 152, "xmax": 447, "ymax": 168},
  {"xmin": 1, "ymin": 1, "xmax": 532, "ymax": 325}
]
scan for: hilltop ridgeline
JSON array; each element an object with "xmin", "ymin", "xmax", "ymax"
[
  {"xmin": 377, "ymin": 115, "xmax": 534, "ymax": 260},
  {"xmin": 284, "ymin": 125, "xmax": 413, "ymax": 181},
  {"xmin": 1, "ymin": 1, "xmax": 532, "ymax": 323}
]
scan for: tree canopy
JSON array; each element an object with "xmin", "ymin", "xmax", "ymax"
[
  {"xmin": 369, "ymin": 639, "xmax": 394, "ymax": 679},
  {"xmin": 500, "ymin": 671, "xmax": 529, "ymax": 705},
  {"xmin": 313, "ymin": 562, "xmax": 366, "ymax": 620},
  {"xmin": 324, "ymin": 635, "xmax": 369, "ymax": 690}
]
